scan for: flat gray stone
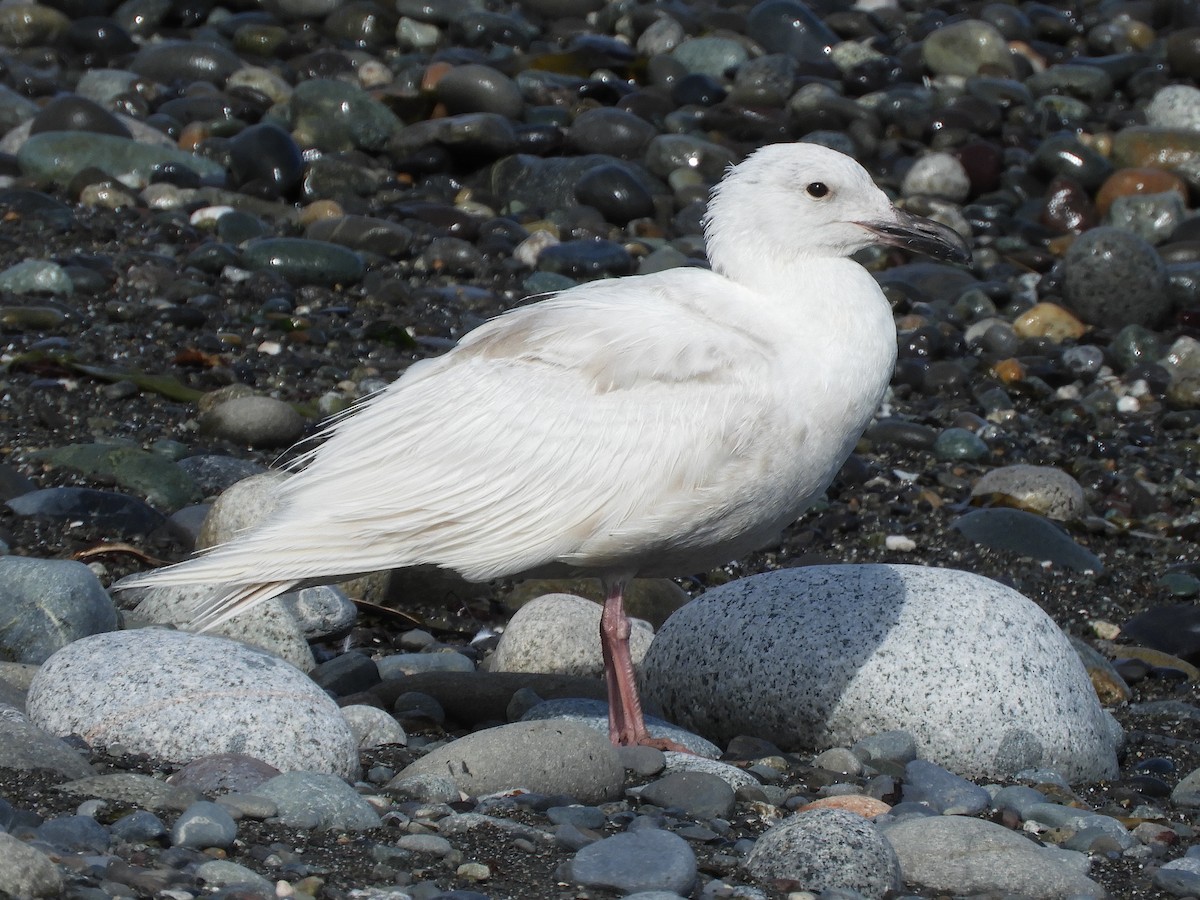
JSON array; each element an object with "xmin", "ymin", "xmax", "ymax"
[
  {"xmin": 564, "ymin": 829, "xmax": 696, "ymax": 895},
  {"xmin": 56, "ymin": 773, "xmax": 202, "ymax": 811},
  {"xmin": 0, "ymin": 715, "xmax": 94, "ymax": 779},
  {"xmin": 254, "ymin": 771, "xmax": 381, "ymax": 830},
  {"xmin": 743, "ymin": 808, "xmax": 902, "ymax": 898},
  {"xmin": 396, "ymin": 720, "xmax": 623, "ymax": 804},
  {"xmin": 969, "ymin": 464, "xmax": 1087, "ymax": 521},
  {"xmin": 0, "ymin": 831, "xmax": 63, "ymax": 897},
  {"xmin": 642, "ymin": 565, "xmax": 1121, "ymax": 781},
  {"xmin": 882, "ymin": 815, "xmax": 1104, "ymax": 898},
  {"xmin": 27, "ymin": 629, "xmax": 358, "ymax": 777}
]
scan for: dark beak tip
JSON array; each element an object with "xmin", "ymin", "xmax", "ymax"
[{"xmin": 862, "ymin": 210, "xmax": 973, "ymax": 266}]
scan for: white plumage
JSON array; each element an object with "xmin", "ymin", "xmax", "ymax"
[{"xmin": 119, "ymin": 143, "xmax": 969, "ymax": 748}]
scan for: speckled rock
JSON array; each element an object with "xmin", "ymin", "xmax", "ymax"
[
  {"xmin": 1146, "ymin": 84, "xmax": 1200, "ymax": 131},
  {"xmin": 921, "ymin": 20, "xmax": 1015, "ymax": 78},
  {"xmin": 27, "ymin": 629, "xmax": 359, "ymax": 777},
  {"xmin": 901, "ymin": 153, "xmax": 971, "ymax": 202},
  {"xmin": 489, "ymin": 593, "xmax": 653, "ymax": 678},
  {"xmin": 0, "ymin": 557, "xmax": 118, "ymax": 664},
  {"xmin": 743, "ymin": 808, "xmax": 902, "ymax": 898},
  {"xmin": 642, "ymin": 565, "xmax": 1121, "ymax": 781},
  {"xmin": 969, "ymin": 465, "xmax": 1087, "ymax": 520},
  {"xmin": 1062, "ymin": 226, "xmax": 1171, "ymax": 328}
]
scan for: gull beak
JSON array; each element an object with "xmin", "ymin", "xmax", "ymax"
[{"xmin": 859, "ymin": 208, "xmax": 972, "ymax": 264}]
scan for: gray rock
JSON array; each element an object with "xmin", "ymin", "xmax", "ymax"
[
  {"xmin": 1062, "ymin": 226, "xmax": 1171, "ymax": 328},
  {"xmin": 435, "ymin": 64, "xmax": 523, "ymax": 118},
  {"xmin": 195, "ymin": 471, "xmax": 287, "ymax": 548},
  {"xmin": 396, "ymin": 720, "xmax": 624, "ymax": 804},
  {"xmin": 199, "ymin": 395, "xmax": 306, "ymax": 449},
  {"xmin": 882, "ymin": 815, "xmax": 1104, "ymax": 898},
  {"xmin": 0, "ymin": 714, "xmax": 94, "ymax": 779},
  {"xmin": 171, "ymin": 800, "xmax": 238, "ymax": 849},
  {"xmin": 17, "ymin": 131, "xmax": 225, "ymax": 185},
  {"xmin": 638, "ymin": 771, "xmax": 735, "ymax": 819},
  {"xmin": 1146, "ymin": 84, "xmax": 1200, "ymax": 131},
  {"xmin": 385, "ymin": 773, "xmax": 461, "ymax": 804},
  {"xmin": 642, "ymin": 565, "xmax": 1121, "ymax": 781},
  {"xmin": 111, "ymin": 810, "xmax": 167, "ymax": 843},
  {"xmin": 0, "ymin": 557, "xmax": 118, "ymax": 664},
  {"xmin": 902, "ymin": 760, "xmax": 991, "ymax": 815},
  {"xmin": 279, "ymin": 585, "xmax": 357, "ymax": 639},
  {"xmin": 490, "ymin": 593, "xmax": 653, "ymax": 678},
  {"xmin": 27, "ymin": 629, "xmax": 358, "ymax": 777},
  {"xmin": 56, "ymin": 773, "xmax": 202, "ymax": 811},
  {"xmin": 564, "ymin": 829, "xmax": 696, "ymax": 895},
  {"xmin": 1108, "ymin": 191, "xmax": 1188, "ymax": 245},
  {"xmin": 952, "ymin": 508, "xmax": 1103, "ymax": 572},
  {"xmin": 743, "ymin": 808, "xmax": 902, "ymax": 898},
  {"xmin": 376, "ymin": 651, "xmax": 475, "ymax": 678},
  {"xmin": 0, "ymin": 831, "xmax": 63, "ymax": 897},
  {"xmin": 193, "ymin": 859, "xmax": 275, "ymax": 893},
  {"xmin": 660, "ymin": 753, "xmax": 759, "ymax": 792},
  {"xmin": 921, "ymin": 19, "xmax": 1015, "ymax": 77},
  {"xmin": 341, "ymin": 705, "xmax": 407, "ymax": 749},
  {"xmin": 520, "ymin": 698, "xmax": 721, "ymax": 758},
  {"xmin": 1156, "ymin": 855, "xmax": 1200, "ymax": 896},
  {"xmin": 851, "ymin": 730, "xmax": 917, "ymax": 766},
  {"xmin": 129, "ymin": 582, "xmax": 315, "ymax": 672},
  {"xmin": 901, "ymin": 152, "xmax": 971, "ymax": 202},
  {"xmin": 254, "ymin": 771, "xmax": 381, "ymax": 830},
  {"xmin": 671, "ymin": 36, "xmax": 748, "ymax": 78},
  {"xmin": 970, "ymin": 465, "xmax": 1087, "ymax": 521}
]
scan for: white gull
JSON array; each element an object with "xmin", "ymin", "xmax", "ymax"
[{"xmin": 118, "ymin": 142, "xmax": 970, "ymax": 749}]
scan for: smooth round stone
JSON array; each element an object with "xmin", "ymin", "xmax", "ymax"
[
  {"xmin": 0, "ymin": 259, "xmax": 72, "ymax": 294},
  {"xmin": 1167, "ymin": 27, "xmax": 1200, "ymax": 78},
  {"xmin": 1062, "ymin": 226, "xmax": 1170, "ymax": 328},
  {"xmin": 240, "ymin": 237, "xmax": 364, "ymax": 286},
  {"xmin": 386, "ymin": 773, "xmax": 460, "ymax": 804},
  {"xmin": 538, "ymin": 239, "xmax": 633, "ymax": 277},
  {"xmin": 196, "ymin": 472, "xmax": 285, "ymax": 548},
  {"xmin": 882, "ymin": 815, "xmax": 1104, "ymax": 897},
  {"xmin": 30, "ymin": 95, "xmax": 129, "ymax": 137},
  {"xmin": 168, "ymin": 753, "xmax": 281, "ymax": 794},
  {"xmin": 253, "ymin": 771, "xmax": 381, "ymax": 830},
  {"xmin": 36, "ymin": 814, "xmax": 110, "ymax": 852},
  {"xmin": 671, "ymin": 36, "xmax": 748, "ymax": 78},
  {"xmin": 521, "ymin": 698, "xmax": 721, "ymax": 758},
  {"xmin": 643, "ymin": 565, "xmax": 1121, "ymax": 781},
  {"xmin": 902, "ymin": 759, "xmax": 989, "ymax": 815},
  {"xmin": 228, "ymin": 123, "xmax": 303, "ymax": 196},
  {"xmin": 289, "ymin": 79, "xmax": 402, "ymax": 153},
  {"xmin": 1033, "ymin": 133, "xmax": 1113, "ymax": 190},
  {"xmin": 6, "ymin": 487, "xmax": 167, "ymax": 536},
  {"xmin": 0, "ymin": 714, "xmax": 96, "ymax": 779},
  {"xmin": 1146, "ymin": 84, "xmax": 1200, "ymax": 131},
  {"xmin": 376, "ymin": 651, "xmax": 474, "ymax": 678},
  {"xmin": 744, "ymin": 809, "xmax": 901, "ymax": 898},
  {"xmin": 27, "ymin": 629, "xmax": 358, "ymax": 777},
  {"xmin": 746, "ymin": 0, "xmax": 838, "ymax": 62},
  {"xmin": 129, "ymin": 40, "xmax": 242, "ymax": 84},
  {"xmin": 176, "ymin": 455, "xmax": 268, "ymax": 497},
  {"xmin": 563, "ymin": 829, "xmax": 696, "ymax": 896},
  {"xmin": 1111, "ymin": 126, "xmax": 1200, "ymax": 170},
  {"xmin": 395, "ymin": 720, "xmax": 624, "ymax": 804},
  {"xmin": 901, "ymin": 153, "xmax": 970, "ymax": 202},
  {"xmin": 435, "ymin": 64, "xmax": 523, "ymax": 118},
  {"xmin": 305, "ymin": 214, "xmax": 414, "ymax": 258},
  {"xmin": 489, "ymin": 593, "xmax": 653, "ymax": 679},
  {"xmin": 637, "ymin": 771, "xmax": 735, "ymax": 819},
  {"xmin": 0, "ymin": 5, "xmax": 69, "ymax": 46},
  {"xmin": 170, "ymin": 800, "xmax": 237, "ymax": 850},
  {"xmin": 969, "ymin": 465, "xmax": 1086, "ymax": 521},
  {"xmin": 280, "ymin": 585, "xmax": 357, "ymax": 640},
  {"xmin": 1110, "ymin": 323, "xmax": 1164, "ymax": 370},
  {"xmin": 567, "ymin": 108, "xmax": 656, "ymax": 159},
  {"xmin": 17, "ymin": 131, "xmax": 225, "ymax": 186},
  {"xmin": 129, "ymin": 581, "xmax": 315, "ymax": 672},
  {"xmin": 199, "ymin": 395, "xmax": 306, "ymax": 448},
  {"xmin": 953, "ymin": 508, "xmax": 1103, "ymax": 573},
  {"xmin": 0, "ymin": 84, "xmax": 37, "ymax": 131},
  {"xmin": 1108, "ymin": 191, "xmax": 1187, "ymax": 245},
  {"xmin": 110, "ymin": 810, "xmax": 168, "ymax": 843},
  {"xmin": 0, "ymin": 832, "xmax": 62, "ymax": 897},
  {"xmin": 0, "ymin": 558, "xmax": 118, "ymax": 664},
  {"xmin": 922, "ymin": 20, "xmax": 1015, "ymax": 78},
  {"xmin": 1026, "ymin": 64, "xmax": 1113, "ymax": 103},
  {"xmin": 193, "ymin": 860, "xmax": 274, "ymax": 893},
  {"xmin": 341, "ymin": 705, "xmax": 407, "ymax": 749},
  {"xmin": 575, "ymin": 163, "xmax": 657, "ymax": 224},
  {"xmin": 1012, "ymin": 302, "xmax": 1087, "ymax": 342},
  {"xmin": 490, "ymin": 153, "xmax": 662, "ymax": 213},
  {"xmin": 933, "ymin": 427, "xmax": 988, "ymax": 461}
]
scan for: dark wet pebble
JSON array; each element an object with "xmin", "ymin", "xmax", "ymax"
[
  {"xmin": 6, "ymin": 487, "xmax": 168, "ymax": 535},
  {"xmin": 129, "ymin": 40, "xmax": 244, "ymax": 84},
  {"xmin": 30, "ymin": 95, "xmax": 130, "ymax": 137},
  {"xmin": 240, "ymin": 237, "xmax": 365, "ymax": 286},
  {"xmin": 228, "ymin": 123, "xmax": 304, "ymax": 197},
  {"xmin": 561, "ymin": 828, "xmax": 696, "ymax": 895},
  {"xmin": 638, "ymin": 772, "xmax": 735, "ymax": 820},
  {"xmin": 575, "ymin": 164, "xmax": 657, "ymax": 224},
  {"xmin": 952, "ymin": 508, "xmax": 1104, "ymax": 573},
  {"xmin": 538, "ymin": 239, "xmax": 633, "ymax": 277}
]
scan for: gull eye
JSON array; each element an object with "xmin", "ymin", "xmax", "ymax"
[{"xmin": 806, "ymin": 182, "xmax": 830, "ymax": 198}]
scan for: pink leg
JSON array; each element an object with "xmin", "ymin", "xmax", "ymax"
[{"xmin": 600, "ymin": 578, "xmax": 690, "ymax": 752}]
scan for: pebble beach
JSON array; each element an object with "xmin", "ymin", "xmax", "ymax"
[{"xmin": 1, "ymin": 0, "xmax": 1200, "ymax": 898}]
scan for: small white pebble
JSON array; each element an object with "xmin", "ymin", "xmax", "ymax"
[
  {"xmin": 257, "ymin": 340, "xmax": 283, "ymax": 356},
  {"xmin": 190, "ymin": 204, "xmax": 234, "ymax": 226},
  {"xmin": 514, "ymin": 230, "xmax": 559, "ymax": 268},
  {"xmin": 885, "ymin": 535, "xmax": 917, "ymax": 552},
  {"xmin": 1128, "ymin": 379, "xmax": 1150, "ymax": 398},
  {"xmin": 892, "ymin": 469, "xmax": 919, "ymax": 482},
  {"xmin": 1055, "ymin": 384, "xmax": 1081, "ymax": 400},
  {"xmin": 1116, "ymin": 395, "xmax": 1140, "ymax": 413}
]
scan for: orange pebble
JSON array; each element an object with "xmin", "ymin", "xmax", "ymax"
[
  {"xmin": 796, "ymin": 795, "xmax": 892, "ymax": 819},
  {"xmin": 993, "ymin": 357, "xmax": 1026, "ymax": 383},
  {"xmin": 1095, "ymin": 167, "xmax": 1189, "ymax": 216},
  {"xmin": 1012, "ymin": 302, "xmax": 1088, "ymax": 342}
]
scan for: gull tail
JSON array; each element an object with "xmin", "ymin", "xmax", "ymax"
[{"xmin": 114, "ymin": 545, "xmax": 302, "ymax": 633}]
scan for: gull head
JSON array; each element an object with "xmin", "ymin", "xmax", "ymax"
[{"xmin": 704, "ymin": 142, "xmax": 971, "ymax": 281}]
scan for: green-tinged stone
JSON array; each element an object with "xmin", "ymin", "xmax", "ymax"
[
  {"xmin": 1160, "ymin": 571, "xmax": 1200, "ymax": 597},
  {"xmin": 0, "ymin": 306, "xmax": 67, "ymax": 330},
  {"xmin": 17, "ymin": 131, "xmax": 225, "ymax": 187},
  {"xmin": 288, "ymin": 79, "xmax": 402, "ymax": 153},
  {"xmin": 0, "ymin": 4, "xmax": 69, "ymax": 47},
  {"xmin": 240, "ymin": 237, "xmax": 365, "ymax": 286},
  {"xmin": 0, "ymin": 259, "xmax": 73, "ymax": 294},
  {"xmin": 953, "ymin": 508, "xmax": 1104, "ymax": 573},
  {"xmin": 33, "ymin": 443, "xmax": 201, "ymax": 511},
  {"xmin": 921, "ymin": 19, "xmax": 1015, "ymax": 78},
  {"xmin": 933, "ymin": 427, "xmax": 989, "ymax": 461},
  {"xmin": 1111, "ymin": 126, "xmax": 1200, "ymax": 170},
  {"xmin": 1110, "ymin": 324, "xmax": 1164, "ymax": 371}
]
